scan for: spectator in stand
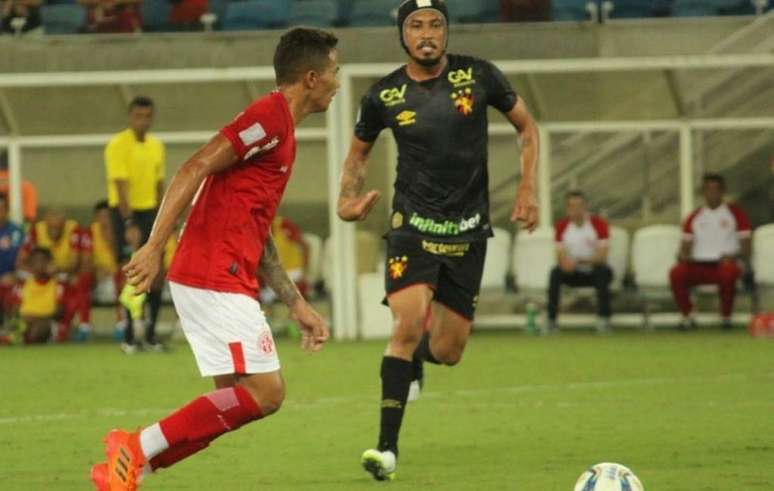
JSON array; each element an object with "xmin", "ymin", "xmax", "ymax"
[
  {"xmin": 500, "ymin": 0, "xmax": 551, "ymax": 22},
  {"xmin": 1, "ymin": 0, "xmax": 42, "ymax": 35},
  {"xmin": 17, "ymin": 247, "xmax": 59, "ymax": 344},
  {"xmin": 169, "ymin": 0, "xmax": 208, "ymax": 30},
  {"xmin": 0, "ymin": 194, "xmax": 24, "ymax": 327},
  {"xmin": 670, "ymin": 173, "xmax": 752, "ymax": 330},
  {"xmin": 18, "ymin": 209, "xmax": 93, "ymax": 341},
  {"xmin": 547, "ymin": 190, "xmax": 613, "ymax": 333},
  {"xmin": 0, "ymin": 150, "xmax": 39, "ymax": 224},
  {"xmin": 80, "ymin": 0, "xmax": 141, "ymax": 33}
]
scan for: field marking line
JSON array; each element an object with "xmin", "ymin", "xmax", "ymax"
[{"xmin": 3, "ymin": 372, "xmax": 771, "ymax": 426}]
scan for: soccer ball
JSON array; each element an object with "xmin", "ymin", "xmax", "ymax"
[{"xmin": 573, "ymin": 462, "xmax": 644, "ymax": 491}]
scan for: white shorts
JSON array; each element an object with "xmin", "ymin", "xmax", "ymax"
[{"xmin": 169, "ymin": 281, "xmax": 280, "ymax": 377}]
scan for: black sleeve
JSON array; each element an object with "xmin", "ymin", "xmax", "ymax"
[
  {"xmin": 483, "ymin": 60, "xmax": 518, "ymax": 113},
  {"xmin": 353, "ymin": 91, "xmax": 386, "ymax": 142}
]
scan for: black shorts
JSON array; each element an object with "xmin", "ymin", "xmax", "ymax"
[{"xmin": 383, "ymin": 233, "xmax": 487, "ymax": 320}]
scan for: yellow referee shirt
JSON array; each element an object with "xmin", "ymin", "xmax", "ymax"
[{"xmin": 105, "ymin": 129, "xmax": 166, "ymax": 210}]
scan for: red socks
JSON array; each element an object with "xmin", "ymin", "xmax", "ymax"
[{"xmin": 146, "ymin": 385, "xmax": 263, "ymax": 470}]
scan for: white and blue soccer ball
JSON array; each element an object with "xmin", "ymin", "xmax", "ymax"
[{"xmin": 574, "ymin": 462, "xmax": 644, "ymax": 491}]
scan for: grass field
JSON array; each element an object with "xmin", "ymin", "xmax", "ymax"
[{"xmin": 1, "ymin": 329, "xmax": 773, "ymax": 490}]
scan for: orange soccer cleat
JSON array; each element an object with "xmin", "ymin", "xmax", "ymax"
[
  {"xmin": 90, "ymin": 462, "xmax": 109, "ymax": 491},
  {"xmin": 100, "ymin": 429, "xmax": 146, "ymax": 491}
]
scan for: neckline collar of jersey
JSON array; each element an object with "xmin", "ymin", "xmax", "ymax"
[{"xmin": 402, "ymin": 56, "xmax": 450, "ymax": 86}]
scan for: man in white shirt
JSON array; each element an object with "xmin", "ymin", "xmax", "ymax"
[
  {"xmin": 670, "ymin": 174, "xmax": 752, "ymax": 330},
  {"xmin": 548, "ymin": 190, "xmax": 613, "ymax": 333}
]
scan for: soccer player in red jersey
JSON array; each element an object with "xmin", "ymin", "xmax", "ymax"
[{"xmin": 90, "ymin": 27, "xmax": 338, "ymax": 491}]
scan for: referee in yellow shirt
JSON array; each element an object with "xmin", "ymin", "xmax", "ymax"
[{"xmin": 105, "ymin": 96, "xmax": 166, "ymax": 351}]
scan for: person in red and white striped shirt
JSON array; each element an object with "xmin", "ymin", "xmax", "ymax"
[
  {"xmin": 548, "ymin": 190, "xmax": 613, "ymax": 333},
  {"xmin": 670, "ymin": 174, "xmax": 752, "ymax": 330}
]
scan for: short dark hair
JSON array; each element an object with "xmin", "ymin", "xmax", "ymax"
[
  {"xmin": 128, "ymin": 96, "xmax": 154, "ymax": 112},
  {"xmin": 273, "ymin": 28, "xmax": 338, "ymax": 86},
  {"xmin": 565, "ymin": 190, "xmax": 587, "ymax": 201},
  {"xmin": 703, "ymin": 173, "xmax": 726, "ymax": 189},
  {"xmin": 94, "ymin": 199, "xmax": 109, "ymax": 212},
  {"xmin": 29, "ymin": 247, "xmax": 53, "ymax": 262}
]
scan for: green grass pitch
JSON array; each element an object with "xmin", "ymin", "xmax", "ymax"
[{"xmin": 1, "ymin": 330, "xmax": 773, "ymax": 490}]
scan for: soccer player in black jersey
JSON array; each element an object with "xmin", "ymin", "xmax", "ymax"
[{"xmin": 337, "ymin": 0, "xmax": 539, "ymax": 481}]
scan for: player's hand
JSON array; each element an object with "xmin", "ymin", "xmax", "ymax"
[
  {"xmin": 511, "ymin": 183, "xmax": 538, "ymax": 232},
  {"xmin": 123, "ymin": 244, "xmax": 163, "ymax": 294},
  {"xmin": 337, "ymin": 190, "xmax": 381, "ymax": 222},
  {"xmin": 290, "ymin": 300, "xmax": 329, "ymax": 352}
]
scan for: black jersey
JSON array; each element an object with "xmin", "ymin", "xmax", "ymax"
[{"xmin": 355, "ymin": 54, "xmax": 518, "ymax": 243}]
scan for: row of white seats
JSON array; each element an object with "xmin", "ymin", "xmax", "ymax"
[
  {"xmin": 505, "ymin": 223, "xmax": 774, "ymax": 292},
  {"xmin": 304, "ymin": 223, "xmax": 774, "ymax": 295}
]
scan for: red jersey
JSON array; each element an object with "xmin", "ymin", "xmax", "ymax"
[{"xmin": 168, "ymin": 92, "xmax": 296, "ymax": 297}]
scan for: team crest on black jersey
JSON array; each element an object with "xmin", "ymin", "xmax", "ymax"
[
  {"xmin": 451, "ymin": 88, "xmax": 475, "ymax": 116},
  {"xmin": 388, "ymin": 256, "xmax": 409, "ymax": 280}
]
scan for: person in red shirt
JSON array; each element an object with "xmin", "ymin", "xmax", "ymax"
[
  {"xmin": 79, "ymin": 0, "xmax": 141, "ymax": 33},
  {"xmin": 670, "ymin": 173, "xmax": 752, "ymax": 330},
  {"xmin": 90, "ymin": 27, "xmax": 336, "ymax": 491},
  {"xmin": 548, "ymin": 190, "xmax": 613, "ymax": 333}
]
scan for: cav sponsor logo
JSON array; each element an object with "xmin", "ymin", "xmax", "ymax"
[
  {"xmin": 379, "ymin": 84, "xmax": 407, "ymax": 107},
  {"xmin": 409, "ymin": 213, "xmax": 482, "ymax": 236},
  {"xmin": 421, "ymin": 240, "xmax": 470, "ymax": 257},
  {"xmin": 448, "ymin": 67, "xmax": 475, "ymax": 87},
  {"xmin": 395, "ymin": 110, "xmax": 416, "ymax": 126},
  {"xmin": 451, "ymin": 88, "xmax": 475, "ymax": 116},
  {"xmin": 388, "ymin": 256, "xmax": 409, "ymax": 280}
]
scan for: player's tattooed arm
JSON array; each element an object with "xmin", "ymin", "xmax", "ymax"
[
  {"xmin": 504, "ymin": 98, "xmax": 540, "ymax": 231},
  {"xmin": 337, "ymin": 137, "xmax": 381, "ymax": 221},
  {"xmin": 258, "ymin": 234, "xmax": 302, "ymax": 308}
]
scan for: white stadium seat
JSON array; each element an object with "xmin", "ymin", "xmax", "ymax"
[
  {"xmin": 358, "ymin": 272, "xmax": 393, "ymax": 339},
  {"xmin": 512, "ymin": 227, "xmax": 555, "ymax": 291},
  {"xmin": 631, "ymin": 224, "xmax": 682, "ymax": 327},
  {"xmin": 480, "ymin": 226, "xmax": 512, "ymax": 290},
  {"xmin": 608, "ymin": 226, "xmax": 630, "ymax": 292},
  {"xmin": 631, "ymin": 224, "xmax": 681, "ymax": 289},
  {"xmin": 753, "ymin": 223, "xmax": 774, "ymax": 287}
]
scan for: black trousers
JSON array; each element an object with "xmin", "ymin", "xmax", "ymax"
[
  {"xmin": 109, "ymin": 207, "xmax": 157, "ymax": 262},
  {"xmin": 547, "ymin": 264, "xmax": 613, "ymax": 320},
  {"xmin": 110, "ymin": 207, "xmax": 162, "ymax": 343}
]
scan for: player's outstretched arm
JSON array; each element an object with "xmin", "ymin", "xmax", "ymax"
[
  {"xmin": 505, "ymin": 98, "xmax": 540, "ymax": 232},
  {"xmin": 258, "ymin": 235, "xmax": 330, "ymax": 352},
  {"xmin": 337, "ymin": 136, "xmax": 381, "ymax": 222},
  {"xmin": 124, "ymin": 134, "xmax": 238, "ymax": 293}
]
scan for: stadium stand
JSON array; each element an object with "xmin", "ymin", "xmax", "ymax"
[
  {"xmin": 348, "ymin": 0, "xmax": 399, "ymax": 27},
  {"xmin": 222, "ymin": 0, "xmax": 291, "ymax": 30},
  {"xmin": 142, "ymin": 0, "xmax": 173, "ymax": 32},
  {"xmin": 40, "ymin": 4, "xmax": 84, "ymax": 34},
  {"xmin": 289, "ymin": 0, "xmax": 338, "ymax": 27}
]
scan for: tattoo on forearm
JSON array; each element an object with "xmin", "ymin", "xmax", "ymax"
[
  {"xmin": 340, "ymin": 160, "xmax": 366, "ymax": 199},
  {"xmin": 258, "ymin": 235, "xmax": 302, "ymax": 308}
]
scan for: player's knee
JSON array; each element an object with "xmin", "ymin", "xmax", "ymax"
[
  {"xmin": 241, "ymin": 377, "xmax": 285, "ymax": 416},
  {"xmin": 669, "ymin": 264, "xmax": 686, "ymax": 283},
  {"xmin": 391, "ymin": 313, "xmax": 425, "ymax": 346},
  {"xmin": 718, "ymin": 262, "xmax": 740, "ymax": 284},
  {"xmin": 431, "ymin": 341, "xmax": 465, "ymax": 366}
]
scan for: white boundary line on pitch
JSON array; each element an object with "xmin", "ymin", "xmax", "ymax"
[{"xmin": 3, "ymin": 372, "xmax": 771, "ymax": 426}]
